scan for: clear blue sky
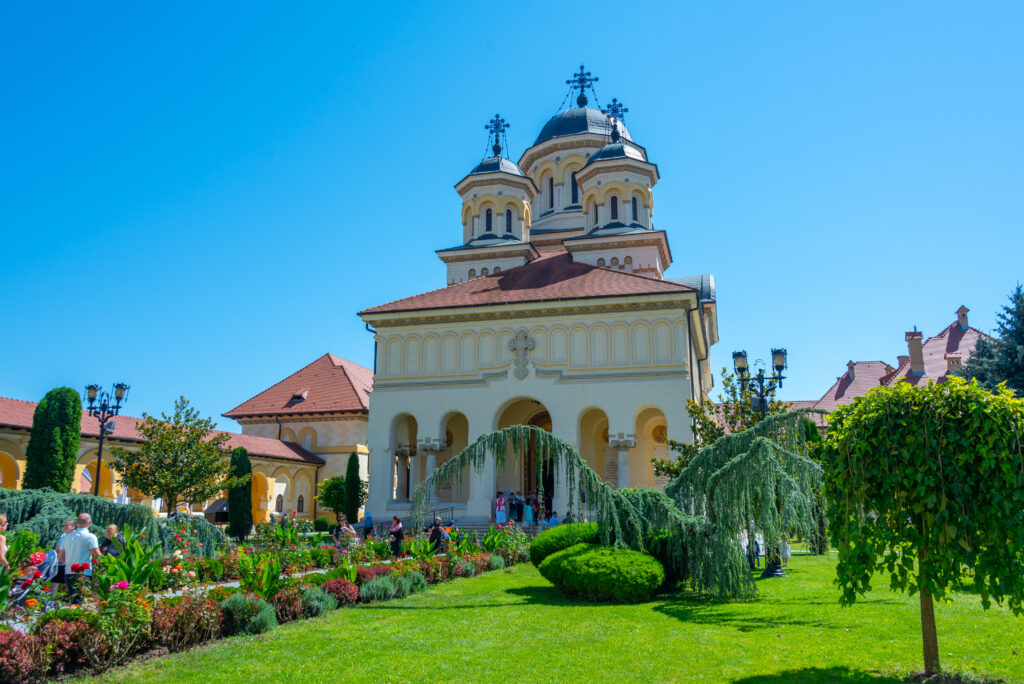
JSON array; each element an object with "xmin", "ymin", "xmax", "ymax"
[{"xmin": 2, "ymin": 2, "xmax": 1021, "ymax": 431}]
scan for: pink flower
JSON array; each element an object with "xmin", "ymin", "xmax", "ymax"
[
  {"xmin": 171, "ymin": 567, "xmax": 179, "ymax": 574},
  {"xmin": 112, "ymin": 581, "xmax": 130, "ymax": 590},
  {"xmin": 188, "ymin": 571, "xmax": 196, "ymax": 578},
  {"xmin": 29, "ymin": 552, "xmax": 46, "ymax": 566}
]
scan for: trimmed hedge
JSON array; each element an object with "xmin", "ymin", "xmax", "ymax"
[
  {"xmin": 538, "ymin": 543, "xmax": 665, "ymax": 603},
  {"xmin": 529, "ymin": 523, "xmax": 599, "ymax": 567},
  {"xmin": 0, "ymin": 488, "xmax": 226, "ymax": 556}
]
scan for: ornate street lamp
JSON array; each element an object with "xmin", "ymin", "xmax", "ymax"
[
  {"xmin": 732, "ymin": 348, "xmax": 788, "ymax": 578},
  {"xmin": 83, "ymin": 383, "xmax": 130, "ymax": 497},
  {"xmin": 732, "ymin": 348, "xmax": 786, "ymax": 419}
]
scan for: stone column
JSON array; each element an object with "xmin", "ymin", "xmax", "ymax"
[
  {"xmin": 408, "ymin": 453, "xmax": 419, "ymax": 499},
  {"xmin": 395, "ymin": 452, "xmax": 409, "ymax": 501},
  {"xmin": 610, "ymin": 433, "xmax": 637, "ymax": 490},
  {"xmin": 424, "ymin": 451, "xmax": 438, "ymax": 500},
  {"xmin": 550, "ymin": 422, "xmax": 576, "ymax": 519}
]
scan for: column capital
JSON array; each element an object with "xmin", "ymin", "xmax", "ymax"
[{"xmin": 416, "ymin": 437, "xmax": 445, "ymax": 452}]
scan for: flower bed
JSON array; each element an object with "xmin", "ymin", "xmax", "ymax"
[{"xmin": 0, "ymin": 521, "xmax": 529, "ymax": 679}]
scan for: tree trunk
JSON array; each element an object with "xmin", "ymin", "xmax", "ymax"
[{"xmin": 918, "ymin": 557, "xmax": 941, "ymax": 675}]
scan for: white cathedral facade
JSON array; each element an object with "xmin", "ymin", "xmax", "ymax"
[{"xmin": 358, "ymin": 70, "xmax": 719, "ymax": 522}]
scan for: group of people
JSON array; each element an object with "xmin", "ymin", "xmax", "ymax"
[{"xmin": 493, "ymin": 490, "xmax": 541, "ymax": 526}]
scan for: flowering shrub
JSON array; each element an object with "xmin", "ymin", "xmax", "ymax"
[
  {"xmin": 238, "ymin": 553, "xmax": 283, "ymax": 601},
  {"xmin": 36, "ymin": 619, "xmax": 94, "ymax": 674},
  {"xmin": 89, "ymin": 587, "xmax": 153, "ymax": 669},
  {"xmin": 272, "ymin": 586, "xmax": 305, "ymax": 623},
  {"xmin": 347, "ymin": 543, "xmax": 380, "ymax": 565},
  {"xmin": 0, "ymin": 629, "xmax": 45, "ymax": 682},
  {"xmin": 356, "ymin": 565, "xmax": 391, "ymax": 586},
  {"xmin": 310, "ymin": 547, "xmax": 332, "ymax": 568},
  {"xmin": 152, "ymin": 595, "xmax": 221, "ymax": 652},
  {"xmin": 321, "ymin": 578, "xmax": 359, "ymax": 605},
  {"xmin": 206, "ymin": 584, "xmax": 242, "ymax": 603},
  {"xmin": 416, "ymin": 559, "xmax": 447, "ymax": 583}
]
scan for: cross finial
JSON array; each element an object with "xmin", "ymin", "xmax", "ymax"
[
  {"xmin": 485, "ymin": 113, "xmax": 510, "ymax": 157},
  {"xmin": 603, "ymin": 97, "xmax": 628, "ymax": 143},
  {"xmin": 566, "ymin": 63, "xmax": 598, "ymax": 107}
]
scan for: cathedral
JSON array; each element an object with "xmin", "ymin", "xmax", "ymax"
[{"xmin": 357, "ymin": 67, "xmax": 718, "ymax": 522}]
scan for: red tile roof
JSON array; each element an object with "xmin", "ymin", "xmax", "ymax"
[
  {"xmin": 359, "ymin": 250, "xmax": 694, "ymax": 315},
  {"xmin": 812, "ymin": 361, "xmax": 896, "ymax": 413},
  {"xmin": 223, "ymin": 353, "xmax": 372, "ymax": 419},
  {"xmin": 0, "ymin": 396, "xmax": 322, "ymax": 465},
  {"xmin": 880, "ymin": 323, "xmax": 985, "ymax": 387}
]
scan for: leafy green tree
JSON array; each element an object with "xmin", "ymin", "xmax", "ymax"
[
  {"xmin": 823, "ymin": 378, "xmax": 1024, "ymax": 676},
  {"xmin": 109, "ymin": 396, "xmax": 249, "ymax": 514},
  {"xmin": 343, "ymin": 453, "xmax": 367, "ymax": 523},
  {"xmin": 23, "ymin": 387, "xmax": 83, "ymax": 492},
  {"xmin": 958, "ymin": 283, "xmax": 1024, "ymax": 395},
  {"xmin": 227, "ymin": 447, "xmax": 253, "ymax": 540},
  {"xmin": 652, "ymin": 369, "xmax": 789, "ymax": 479},
  {"xmin": 316, "ymin": 476, "xmax": 347, "ymax": 523}
]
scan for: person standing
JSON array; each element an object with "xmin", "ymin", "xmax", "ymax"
[
  {"xmin": 494, "ymin": 491, "xmax": 507, "ymax": 525},
  {"xmin": 100, "ymin": 524, "xmax": 123, "ymax": 556},
  {"xmin": 523, "ymin": 495, "xmax": 534, "ymax": 528},
  {"xmin": 53, "ymin": 520, "xmax": 75, "ymax": 596},
  {"xmin": 59, "ymin": 513, "xmax": 101, "ymax": 604},
  {"xmin": 514, "ymin": 491, "xmax": 525, "ymax": 523},
  {"xmin": 388, "ymin": 516, "xmax": 404, "ymax": 556},
  {"xmin": 428, "ymin": 517, "xmax": 445, "ymax": 553},
  {"xmin": 0, "ymin": 514, "xmax": 8, "ymax": 570},
  {"xmin": 781, "ymin": 537, "xmax": 791, "ymax": 567},
  {"xmin": 362, "ymin": 512, "xmax": 374, "ymax": 540}
]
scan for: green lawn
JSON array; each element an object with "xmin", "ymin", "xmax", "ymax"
[{"xmin": 92, "ymin": 555, "xmax": 1023, "ymax": 683}]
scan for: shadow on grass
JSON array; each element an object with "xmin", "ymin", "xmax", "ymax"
[{"xmin": 729, "ymin": 666, "xmax": 903, "ymax": 683}]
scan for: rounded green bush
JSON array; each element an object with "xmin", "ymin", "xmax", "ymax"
[
  {"xmin": 313, "ymin": 516, "xmax": 333, "ymax": 532},
  {"xmin": 359, "ymin": 575, "xmax": 398, "ymax": 602},
  {"xmin": 394, "ymin": 575, "xmax": 412, "ymax": 598},
  {"xmin": 538, "ymin": 543, "xmax": 665, "ymax": 603},
  {"xmin": 220, "ymin": 594, "xmax": 278, "ymax": 635},
  {"xmin": 301, "ymin": 587, "xmax": 338, "ymax": 616},
  {"xmin": 407, "ymin": 571, "xmax": 428, "ymax": 593},
  {"xmin": 529, "ymin": 523, "xmax": 599, "ymax": 567},
  {"xmin": 488, "ymin": 554, "xmax": 506, "ymax": 570},
  {"xmin": 459, "ymin": 559, "xmax": 477, "ymax": 577}
]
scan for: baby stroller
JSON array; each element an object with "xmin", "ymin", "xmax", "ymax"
[{"xmin": 9, "ymin": 549, "xmax": 59, "ymax": 616}]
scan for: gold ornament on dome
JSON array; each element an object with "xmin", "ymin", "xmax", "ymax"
[{"xmin": 653, "ymin": 425, "xmax": 667, "ymax": 444}]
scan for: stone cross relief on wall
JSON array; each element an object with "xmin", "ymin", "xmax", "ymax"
[{"xmin": 509, "ymin": 328, "xmax": 535, "ymax": 380}]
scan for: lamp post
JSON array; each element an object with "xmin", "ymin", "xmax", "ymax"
[
  {"xmin": 732, "ymin": 348, "xmax": 788, "ymax": 578},
  {"xmin": 83, "ymin": 383, "xmax": 129, "ymax": 497}
]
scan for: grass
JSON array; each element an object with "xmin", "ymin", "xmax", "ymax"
[{"xmin": 90, "ymin": 554, "xmax": 1023, "ymax": 683}]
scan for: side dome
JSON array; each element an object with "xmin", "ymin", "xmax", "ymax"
[
  {"xmin": 533, "ymin": 107, "xmax": 633, "ymax": 145},
  {"xmin": 468, "ymin": 156, "xmax": 524, "ymax": 176},
  {"xmin": 585, "ymin": 141, "xmax": 647, "ymax": 166}
]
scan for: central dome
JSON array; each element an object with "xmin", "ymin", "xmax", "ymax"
[{"xmin": 533, "ymin": 107, "xmax": 632, "ymax": 146}]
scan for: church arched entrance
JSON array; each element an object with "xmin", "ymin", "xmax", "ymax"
[{"xmin": 495, "ymin": 399, "xmax": 554, "ymax": 516}]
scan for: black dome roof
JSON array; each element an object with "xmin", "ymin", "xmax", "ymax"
[
  {"xmin": 469, "ymin": 156, "xmax": 524, "ymax": 176},
  {"xmin": 533, "ymin": 107, "xmax": 633, "ymax": 146},
  {"xmin": 585, "ymin": 141, "xmax": 647, "ymax": 166}
]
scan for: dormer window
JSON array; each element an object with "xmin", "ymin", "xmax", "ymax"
[
  {"xmin": 632, "ymin": 197, "xmax": 638, "ymax": 221},
  {"xmin": 289, "ymin": 389, "xmax": 308, "ymax": 404},
  {"xmin": 485, "ymin": 209, "xmax": 492, "ymax": 232},
  {"xmin": 610, "ymin": 196, "xmax": 618, "ymax": 220},
  {"xmin": 505, "ymin": 209, "xmax": 512, "ymax": 232}
]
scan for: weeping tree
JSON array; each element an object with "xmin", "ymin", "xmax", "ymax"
[
  {"xmin": 413, "ymin": 411, "xmax": 822, "ymax": 599},
  {"xmin": 666, "ymin": 410, "xmax": 824, "ymax": 589}
]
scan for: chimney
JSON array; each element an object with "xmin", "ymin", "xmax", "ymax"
[
  {"xmin": 897, "ymin": 355, "xmax": 910, "ymax": 368},
  {"xmin": 906, "ymin": 330, "xmax": 925, "ymax": 376},
  {"xmin": 846, "ymin": 360, "xmax": 856, "ymax": 381},
  {"xmin": 957, "ymin": 305, "xmax": 969, "ymax": 331},
  {"xmin": 944, "ymin": 353, "xmax": 962, "ymax": 374}
]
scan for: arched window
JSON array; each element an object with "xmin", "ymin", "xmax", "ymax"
[
  {"xmin": 297, "ymin": 495, "xmax": 304, "ymax": 513},
  {"xmin": 548, "ymin": 177, "xmax": 554, "ymax": 209},
  {"xmin": 485, "ymin": 209, "xmax": 492, "ymax": 232},
  {"xmin": 505, "ymin": 209, "xmax": 512, "ymax": 232},
  {"xmin": 468, "ymin": 268, "xmax": 476, "ymax": 278},
  {"xmin": 597, "ymin": 258, "xmax": 606, "ymax": 267},
  {"xmin": 610, "ymin": 196, "xmax": 618, "ymax": 220},
  {"xmin": 275, "ymin": 494, "xmax": 283, "ymax": 512},
  {"xmin": 493, "ymin": 266, "xmax": 501, "ymax": 273},
  {"xmin": 571, "ymin": 172, "xmax": 578, "ymax": 204},
  {"xmin": 624, "ymin": 256, "xmax": 633, "ymax": 265},
  {"xmin": 631, "ymin": 197, "xmax": 638, "ymax": 221},
  {"xmin": 481, "ymin": 267, "xmax": 489, "ymax": 276},
  {"xmin": 611, "ymin": 257, "xmax": 619, "ymax": 267},
  {"xmin": 590, "ymin": 202, "xmax": 597, "ymax": 227}
]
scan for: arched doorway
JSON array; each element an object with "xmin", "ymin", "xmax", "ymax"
[
  {"xmin": 437, "ymin": 412, "xmax": 470, "ymax": 503},
  {"xmin": 251, "ymin": 472, "xmax": 269, "ymax": 524},
  {"xmin": 635, "ymin": 407, "xmax": 668, "ymax": 489},
  {"xmin": 79, "ymin": 456, "xmax": 116, "ymax": 499},
  {"xmin": 0, "ymin": 452, "xmax": 20, "ymax": 490},
  {"xmin": 496, "ymin": 399, "xmax": 554, "ymax": 515},
  {"xmin": 390, "ymin": 414, "xmax": 418, "ymax": 501}
]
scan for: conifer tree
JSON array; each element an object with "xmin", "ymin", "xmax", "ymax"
[
  {"xmin": 958, "ymin": 284, "xmax": 1024, "ymax": 395},
  {"xmin": 23, "ymin": 387, "xmax": 82, "ymax": 492},
  {"xmin": 343, "ymin": 452, "xmax": 366, "ymax": 523},
  {"xmin": 227, "ymin": 447, "xmax": 253, "ymax": 540}
]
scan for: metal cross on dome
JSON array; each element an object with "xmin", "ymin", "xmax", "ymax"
[
  {"xmin": 603, "ymin": 98, "xmax": 628, "ymax": 123},
  {"xmin": 567, "ymin": 64, "xmax": 598, "ymax": 107},
  {"xmin": 485, "ymin": 113, "xmax": 510, "ymax": 157}
]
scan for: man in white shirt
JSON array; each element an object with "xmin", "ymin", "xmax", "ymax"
[{"xmin": 58, "ymin": 513, "xmax": 101, "ymax": 604}]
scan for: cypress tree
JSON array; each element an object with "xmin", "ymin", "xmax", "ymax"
[
  {"xmin": 343, "ymin": 452, "xmax": 365, "ymax": 522},
  {"xmin": 23, "ymin": 387, "xmax": 82, "ymax": 492},
  {"xmin": 227, "ymin": 447, "xmax": 253, "ymax": 540}
]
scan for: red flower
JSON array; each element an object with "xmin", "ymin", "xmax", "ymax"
[
  {"xmin": 70, "ymin": 564, "xmax": 80, "ymax": 573},
  {"xmin": 32, "ymin": 571, "xmax": 41, "ymax": 579},
  {"xmin": 80, "ymin": 563, "xmax": 90, "ymax": 570}
]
